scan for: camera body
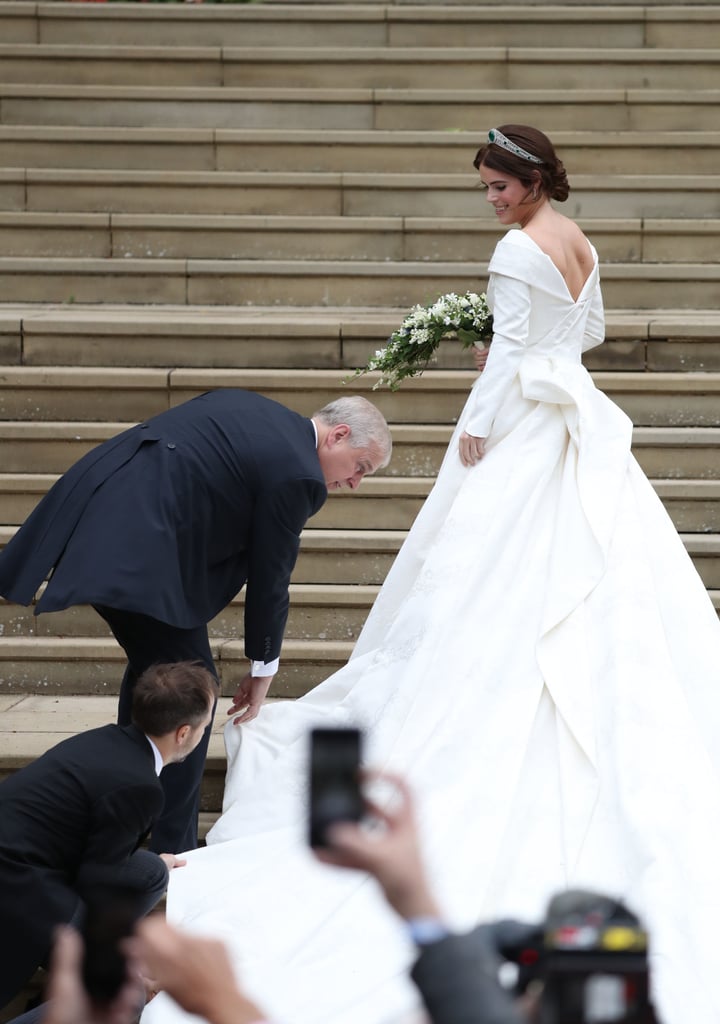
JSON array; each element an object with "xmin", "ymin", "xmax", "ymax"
[
  {"xmin": 498, "ymin": 891, "xmax": 658, "ymax": 1024},
  {"xmin": 308, "ymin": 727, "xmax": 363, "ymax": 848}
]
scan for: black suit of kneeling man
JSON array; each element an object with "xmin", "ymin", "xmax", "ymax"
[
  {"xmin": 0, "ymin": 390, "xmax": 392, "ymax": 854},
  {"xmin": 0, "ymin": 660, "xmax": 218, "ymax": 1015}
]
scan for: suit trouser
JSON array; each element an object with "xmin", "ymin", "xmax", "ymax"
[
  {"xmin": 93, "ymin": 604, "xmax": 218, "ymax": 855},
  {"xmin": 4, "ymin": 850, "xmax": 168, "ymax": 1023}
]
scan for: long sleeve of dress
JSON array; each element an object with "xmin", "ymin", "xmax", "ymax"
[{"xmin": 464, "ymin": 272, "xmax": 531, "ymax": 439}]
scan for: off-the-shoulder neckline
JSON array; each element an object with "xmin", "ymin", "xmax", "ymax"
[{"xmin": 502, "ymin": 228, "xmax": 597, "ymax": 304}]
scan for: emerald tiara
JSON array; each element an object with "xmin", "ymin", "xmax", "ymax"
[{"xmin": 487, "ymin": 129, "xmax": 544, "ymax": 165}]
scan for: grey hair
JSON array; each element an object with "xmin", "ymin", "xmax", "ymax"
[{"xmin": 314, "ymin": 396, "xmax": 392, "ymax": 468}]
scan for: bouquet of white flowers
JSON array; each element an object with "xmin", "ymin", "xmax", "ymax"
[{"xmin": 349, "ymin": 291, "xmax": 493, "ymax": 391}]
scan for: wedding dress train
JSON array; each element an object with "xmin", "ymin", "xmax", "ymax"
[{"xmin": 143, "ymin": 231, "xmax": 720, "ymax": 1024}]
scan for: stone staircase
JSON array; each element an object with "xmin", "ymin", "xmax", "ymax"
[{"xmin": 1, "ymin": 2, "xmax": 720, "ymax": 1011}]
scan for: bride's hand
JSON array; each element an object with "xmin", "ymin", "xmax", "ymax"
[
  {"xmin": 228, "ymin": 672, "xmax": 274, "ymax": 725},
  {"xmin": 472, "ymin": 345, "xmax": 489, "ymax": 372},
  {"xmin": 459, "ymin": 432, "xmax": 486, "ymax": 467}
]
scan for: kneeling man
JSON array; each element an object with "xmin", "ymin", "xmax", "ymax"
[{"xmin": 0, "ymin": 660, "xmax": 218, "ymax": 1013}]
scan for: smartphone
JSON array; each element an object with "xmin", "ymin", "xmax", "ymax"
[
  {"xmin": 308, "ymin": 727, "xmax": 364, "ymax": 848},
  {"xmin": 81, "ymin": 885, "xmax": 144, "ymax": 1004}
]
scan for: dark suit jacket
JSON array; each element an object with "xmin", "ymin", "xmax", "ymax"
[
  {"xmin": 0, "ymin": 389, "xmax": 327, "ymax": 663},
  {"xmin": 411, "ymin": 927, "xmax": 525, "ymax": 1024},
  {"xmin": 0, "ymin": 724, "xmax": 163, "ymax": 1006}
]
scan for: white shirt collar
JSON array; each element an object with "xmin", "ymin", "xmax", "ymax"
[{"xmin": 145, "ymin": 735, "xmax": 164, "ymax": 776}]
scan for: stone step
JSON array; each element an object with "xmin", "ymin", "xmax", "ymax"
[
  {"xmin": 0, "ymin": 256, "xmax": 718, "ymax": 308},
  {"xmin": 4, "ymin": 169, "xmax": 719, "ymax": 221},
  {"xmin": 0, "ymin": 367, "xmax": 718, "ymax": 427},
  {"xmin": 5, "ymin": 555, "xmax": 720, "ymax": 639},
  {"xmin": 2, "ymin": 83, "xmax": 719, "ymax": 132},
  {"xmin": 2, "ymin": 4, "xmax": 716, "ymax": 50},
  {"xmin": 1, "ymin": 305, "xmax": 719, "ymax": 373},
  {"xmin": 1, "ymin": 518, "xmax": 719, "ymax": 590},
  {"xmin": 2, "ymin": 44, "xmax": 719, "ymax": 90},
  {"xmin": 0, "ymin": 635, "xmax": 353, "ymax": 698},
  {"xmin": 1, "ymin": 211, "xmax": 719, "ymax": 265},
  {"xmin": 0, "ymin": 419, "xmax": 717, "ymax": 480},
  {"xmin": 2, "ymin": 473, "xmax": 719, "ymax": 534},
  {"xmin": 0, "ymin": 582, "xmax": 380, "ymax": 643},
  {"xmin": 1, "ymin": 127, "xmax": 718, "ymax": 175}
]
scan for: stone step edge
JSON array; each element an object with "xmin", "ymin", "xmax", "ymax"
[
  {"xmin": 0, "ymin": 525, "xmax": 717, "ymax": 553},
  {"xmin": 3, "ymin": 83, "xmax": 720, "ymax": 101},
  {"xmin": 2, "ymin": 126, "xmax": 719, "ymax": 147},
  {"xmin": 6, "ymin": 169, "xmax": 720, "ymax": 188},
  {"xmin": 3, "ymin": 473, "xmax": 720, "ymax": 499},
  {"xmin": 0, "ymin": 422, "xmax": 718, "ymax": 446},
  {"xmin": 2, "ymin": 258, "xmax": 720, "ymax": 281},
  {"xmin": 3, "ymin": 43, "xmax": 720, "ymax": 64},
  {"xmin": 0, "ymin": 635, "xmax": 354, "ymax": 658},
  {"xmin": 4, "ymin": 211, "xmax": 720, "ymax": 233},
  {"xmin": 5, "ymin": 4, "xmax": 719, "ymax": 26},
  {"xmin": 2, "ymin": 305, "xmax": 720, "ymax": 338},
  {"xmin": 0, "ymin": 366, "xmax": 719, "ymax": 391}
]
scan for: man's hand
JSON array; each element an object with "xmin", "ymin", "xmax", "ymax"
[
  {"xmin": 227, "ymin": 672, "xmax": 274, "ymax": 725},
  {"xmin": 43, "ymin": 926, "xmax": 144, "ymax": 1024},
  {"xmin": 314, "ymin": 772, "xmax": 442, "ymax": 923},
  {"xmin": 130, "ymin": 917, "xmax": 265, "ymax": 1024},
  {"xmin": 459, "ymin": 432, "xmax": 486, "ymax": 467},
  {"xmin": 158, "ymin": 853, "xmax": 186, "ymax": 871}
]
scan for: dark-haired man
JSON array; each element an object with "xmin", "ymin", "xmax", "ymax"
[{"xmin": 0, "ymin": 661, "xmax": 218, "ymax": 1014}]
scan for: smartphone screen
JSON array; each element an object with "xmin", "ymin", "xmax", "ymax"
[{"xmin": 308, "ymin": 727, "xmax": 363, "ymax": 848}]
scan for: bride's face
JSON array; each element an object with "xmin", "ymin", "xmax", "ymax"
[{"xmin": 479, "ymin": 163, "xmax": 536, "ymax": 226}]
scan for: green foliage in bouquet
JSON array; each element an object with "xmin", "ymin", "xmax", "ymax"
[{"xmin": 349, "ymin": 291, "xmax": 493, "ymax": 391}]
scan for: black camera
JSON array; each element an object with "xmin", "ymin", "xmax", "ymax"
[
  {"xmin": 497, "ymin": 890, "xmax": 658, "ymax": 1024},
  {"xmin": 308, "ymin": 726, "xmax": 364, "ymax": 848}
]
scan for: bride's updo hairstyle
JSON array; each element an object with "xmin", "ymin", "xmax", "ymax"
[{"xmin": 473, "ymin": 124, "xmax": 570, "ymax": 203}]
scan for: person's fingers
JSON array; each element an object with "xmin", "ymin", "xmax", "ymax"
[
  {"xmin": 227, "ymin": 694, "xmax": 248, "ymax": 714},
  {"xmin": 460, "ymin": 434, "xmax": 485, "ymax": 466},
  {"xmin": 232, "ymin": 706, "xmax": 258, "ymax": 725},
  {"xmin": 51, "ymin": 925, "xmax": 83, "ymax": 975},
  {"xmin": 318, "ymin": 826, "xmax": 376, "ymax": 867},
  {"xmin": 159, "ymin": 852, "xmax": 180, "ymax": 869}
]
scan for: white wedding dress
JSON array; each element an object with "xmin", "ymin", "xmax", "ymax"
[{"xmin": 144, "ymin": 231, "xmax": 720, "ymax": 1024}]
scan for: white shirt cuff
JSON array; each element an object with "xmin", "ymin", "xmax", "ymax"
[{"xmin": 251, "ymin": 658, "xmax": 279, "ymax": 677}]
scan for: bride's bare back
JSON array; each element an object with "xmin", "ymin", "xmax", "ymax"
[{"xmin": 524, "ymin": 210, "xmax": 594, "ymax": 302}]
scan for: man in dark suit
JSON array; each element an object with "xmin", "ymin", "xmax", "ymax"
[
  {"xmin": 0, "ymin": 660, "xmax": 218, "ymax": 1015},
  {"xmin": 0, "ymin": 389, "xmax": 391, "ymax": 854}
]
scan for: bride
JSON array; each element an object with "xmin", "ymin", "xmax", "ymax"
[{"xmin": 143, "ymin": 126, "xmax": 720, "ymax": 1024}]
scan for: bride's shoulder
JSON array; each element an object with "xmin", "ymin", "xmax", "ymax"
[
  {"xmin": 494, "ymin": 228, "xmax": 530, "ymax": 249},
  {"xmin": 488, "ymin": 229, "xmax": 545, "ymax": 277}
]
